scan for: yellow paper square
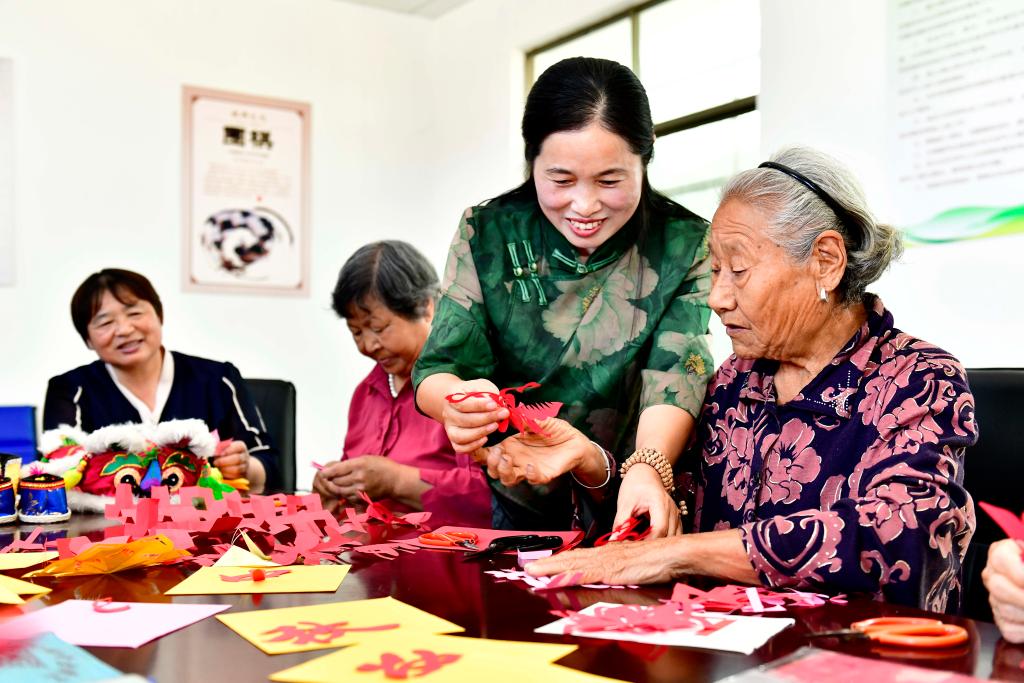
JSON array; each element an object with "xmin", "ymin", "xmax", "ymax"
[
  {"xmin": 217, "ymin": 597, "xmax": 463, "ymax": 655},
  {"xmin": 269, "ymin": 634, "xmax": 625, "ymax": 683},
  {"xmin": 166, "ymin": 564, "xmax": 349, "ymax": 596},
  {"xmin": 0, "ymin": 551, "xmax": 58, "ymax": 571},
  {"xmin": 0, "ymin": 574, "xmax": 51, "ymax": 604}
]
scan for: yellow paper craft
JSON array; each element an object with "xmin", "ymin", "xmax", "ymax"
[
  {"xmin": 0, "ymin": 574, "xmax": 51, "ymax": 604},
  {"xmin": 25, "ymin": 535, "xmax": 189, "ymax": 578},
  {"xmin": 241, "ymin": 531, "xmax": 273, "ymax": 561},
  {"xmin": 166, "ymin": 564, "xmax": 349, "ymax": 596},
  {"xmin": 217, "ymin": 597, "xmax": 463, "ymax": 655},
  {"xmin": 213, "ymin": 545, "xmax": 281, "ymax": 568},
  {"xmin": 0, "ymin": 551, "xmax": 58, "ymax": 571},
  {"xmin": 269, "ymin": 633, "xmax": 627, "ymax": 683}
]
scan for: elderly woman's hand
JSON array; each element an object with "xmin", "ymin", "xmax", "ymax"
[
  {"xmin": 614, "ymin": 465, "xmax": 681, "ymax": 539},
  {"xmin": 525, "ymin": 538, "xmax": 683, "ymax": 585},
  {"xmin": 984, "ymin": 539, "xmax": 1024, "ymax": 643},
  {"xmin": 482, "ymin": 418, "xmax": 607, "ymax": 487},
  {"xmin": 312, "ymin": 456, "xmax": 411, "ymax": 505},
  {"xmin": 441, "ymin": 378, "xmax": 510, "ymax": 453},
  {"xmin": 213, "ymin": 440, "xmax": 267, "ymax": 493}
]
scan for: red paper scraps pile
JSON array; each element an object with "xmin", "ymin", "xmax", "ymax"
[
  {"xmin": 445, "ymin": 382, "xmax": 561, "ymax": 436},
  {"xmin": 552, "ymin": 602, "xmax": 730, "ymax": 636},
  {"xmin": 0, "ymin": 484, "xmax": 432, "ymax": 567},
  {"xmin": 485, "ymin": 569, "xmax": 638, "ymax": 591},
  {"xmin": 666, "ymin": 583, "xmax": 847, "ymax": 614}
]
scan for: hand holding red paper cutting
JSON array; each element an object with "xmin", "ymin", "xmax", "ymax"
[
  {"xmin": 615, "ymin": 462, "xmax": 681, "ymax": 538},
  {"xmin": 443, "ymin": 380, "xmax": 561, "ymax": 452},
  {"xmin": 526, "ymin": 536, "xmax": 680, "ymax": 586},
  {"xmin": 979, "ymin": 502, "xmax": 1024, "ymax": 644}
]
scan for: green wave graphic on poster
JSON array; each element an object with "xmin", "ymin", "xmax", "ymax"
[{"xmin": 902, "ymin": 204, "xmax": 1024, "ymax": 244}]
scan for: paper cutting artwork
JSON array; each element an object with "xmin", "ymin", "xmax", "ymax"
[
  {"xmin": 535, "ymin": 602, "xmax": 794, "ymax": 655},
  {"xmin": 445, "ymin": 382, "xmax": 561, "ymax": 436},
  {"xmin": 0, "ymin": 599, "xmax": 230, "ymax": 648},
  {"xmin": 218, "ymin": 597, "xmax": 464, "ymax": 655},
  {"xmin": 0, "ymin": 633, "xmax": 124, "ymax": 683},
  {"xmin": 166, "ymin": 563, "xmax": 348, "ymax": 595},
  {"xmin": 269, "ymin": 634, "xmax": 625, "ymax": 683}
]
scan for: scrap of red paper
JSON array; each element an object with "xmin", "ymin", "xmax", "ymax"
[
  {"xmin": 219, "ymin": 569, "xmax": 292, "ymax": 583},
  {"xmin": 92, "ymin": 597, "xmax": 131, "ymax": 613},
  {"xmin": 261, "ymin": 620, "xmax": 400, "ymax": 645},
  {"xmin": 979, "ymin": 502, "xmax": 1024, "ymax": 540},
  {"xmin": 593, "ymin": 516, "xmax": 652, "ymax": 546},
  {"xmin": 445, "ymin": 382, "xmax": 561, "ymax": 436},
  {"xmin": 357, "ymin": 650, "xmax": 462, "ymax": 679}
]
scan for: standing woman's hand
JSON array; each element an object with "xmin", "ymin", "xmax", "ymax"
[{"xmin": 442, "ymin": 378, "xmax": 509, "ymax": 453}]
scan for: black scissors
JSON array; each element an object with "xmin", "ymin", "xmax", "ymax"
[{"xmin": 461, "ymin": 534, "xmax": 563, "ymax": 560}]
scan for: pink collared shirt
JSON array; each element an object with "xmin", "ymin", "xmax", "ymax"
[{"xmin": 341, "ymin": 364, "xmax": 491, "ymax": 529}]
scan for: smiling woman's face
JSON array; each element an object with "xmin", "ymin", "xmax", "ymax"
[
  {"xmin": 533, "ymin": 122, "xmax": 644, "ymax": 257},
  {"xmin": 345, "ymin": 296, "xmax": 433, "ymax": 380},
  {"xmin": 708, "ymin": 200, "xmax": 821, "ymax": 361},
  {"xmin": 86, "ymin": 290, "xmax": 164, "ymax": 370}
]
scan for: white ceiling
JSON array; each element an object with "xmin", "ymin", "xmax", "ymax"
[{"xmin": 334, "ymin": 0, "xmax": 471, "ymax": 19}]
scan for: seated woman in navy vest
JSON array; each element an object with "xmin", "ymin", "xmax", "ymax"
[{"xmin": 43, "ymin": 268, "xmax": 280, "ymax": 493}]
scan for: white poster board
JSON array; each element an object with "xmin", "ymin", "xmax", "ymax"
[{"xmin": 182, "ymin": 86, "xmax": 311, "ymax": 295}]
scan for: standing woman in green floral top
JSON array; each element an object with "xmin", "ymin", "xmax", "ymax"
[{"xmin": 414, "ymin": 57, "xmax": 713, "ymax": 537}]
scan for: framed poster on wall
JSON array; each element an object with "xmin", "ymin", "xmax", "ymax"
[{"xmin": 182, "ymin": 85, "xmax": 310, "ymax": 295}]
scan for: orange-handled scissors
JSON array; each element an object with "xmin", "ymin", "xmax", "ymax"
[
  {"xmin": 418, "ymin": 531, "xmax": 480, "ymax": 550},
  {"xmin": 809, "ymin": 616, "xmax": 968, "ymax": 649}
]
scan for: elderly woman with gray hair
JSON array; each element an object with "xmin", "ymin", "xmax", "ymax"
[{"xmin": 514, "ymin": 147, "xmax": 978, "ymax": 611}]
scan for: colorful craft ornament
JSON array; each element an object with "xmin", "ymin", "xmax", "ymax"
[
  {"xmin": 34, "ymin": 420, "xmax": 232, "ymax": 512},
  {"xmin": 0, "ymin": 476, "xmax": 17, "ymax": 524},
  {"xmin": 445, "ymin": 381, "xmax": 562, "ymax": 436},
  {"xmin": 16, "ymin": 473, "xmax": 71, "ymax": 523}
]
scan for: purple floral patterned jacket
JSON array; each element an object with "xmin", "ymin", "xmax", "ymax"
[{"xmin": 692, "ymin": 296, "xmax": 977, "ymax": 611}]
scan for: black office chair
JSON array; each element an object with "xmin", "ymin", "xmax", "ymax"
[
  {"xmin": 245, "ymin": 378, "xmax": 297, "ymax": 494},
  {"xmin": 959, "ymin": 368, "xmax": 1024, "ymax": 620}
]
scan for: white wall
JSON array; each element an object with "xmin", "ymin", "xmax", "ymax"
[{"xmin": 759, "ymin": 0, "xmax": 1024, "ymax": 367}]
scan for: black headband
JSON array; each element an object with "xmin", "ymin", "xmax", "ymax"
[{"xmin": 758, "ymin": 161, "xmax": 859, "ymax": 241}]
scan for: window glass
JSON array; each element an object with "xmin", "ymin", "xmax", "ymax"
[
  {"xmin": 639, "ymin": 0, "xmax": 760, "ymax": 122},
  {"xmin": 530, "ymin": 18, "xmax": 633, "ymax": 81}
]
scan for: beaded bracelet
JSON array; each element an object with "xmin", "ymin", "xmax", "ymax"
[
  {"xmin": 570, "ymin": 441, "xmax": 616, "ymax": 489},
  {"xmin": 619, "ymin": 447, "xmax": 674, "ymax": 493}
]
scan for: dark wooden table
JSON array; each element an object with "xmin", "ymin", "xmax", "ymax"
[{"xmin": 3, "ymin": 517, "xmax": 1023, "ymax": 682}]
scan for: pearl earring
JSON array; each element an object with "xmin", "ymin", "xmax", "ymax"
[{"xmin": 819, "ymin": 286, "xmax": 828, "ymax": 302}]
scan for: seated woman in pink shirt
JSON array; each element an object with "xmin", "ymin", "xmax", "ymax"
[{"xmin": 312, "ymin": 241, "xmax": 491, "ymax": 528}]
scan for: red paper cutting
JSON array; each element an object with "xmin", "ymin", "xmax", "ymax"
[
  {"xmin": 356, "ymin": 650, "xmax": 462, "ymax": 679},
  {"xmin": 219, "ymin": 569, "xmax": 292, "ymax": 583},
  {"xmin": 979, "ymin": 502, "xmax": 1024, "ymax": 540},
  {"xmin": 445, "ymin": 382, "xmax": 561, "ymax": 436},
  {"xmin": 262, "ymin": 621, "xmax": 400, "ymax": 645},
  {"xmin": 593, "ymin": 516, "xmax": 652, "ymax": 546}
]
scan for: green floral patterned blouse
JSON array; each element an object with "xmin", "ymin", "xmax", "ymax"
[{"xmin": 413, "ymin": 195, "xmax": 713, "ymax": 529}]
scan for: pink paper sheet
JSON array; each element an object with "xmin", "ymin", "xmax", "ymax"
[{"xmin": 0, "ymin": 599, "xmax": 230, "ymax": 648}]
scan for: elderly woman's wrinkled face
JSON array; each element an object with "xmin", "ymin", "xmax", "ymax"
[
  {"xmin": 708, "ymin": 200, "xmax": 822, "ymax": 361},
  {"xmin": 345, "ymin": 296, "xmax": 434, "ymax": 380}
]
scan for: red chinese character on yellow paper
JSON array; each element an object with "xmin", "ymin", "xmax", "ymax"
[
  {"xmin": 356, "ymin": 650, "xmax": 461, "ymax": 679},
  {"xmin": 262, "ymin": 620, "xmax": 399, "ymax": 645}
]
